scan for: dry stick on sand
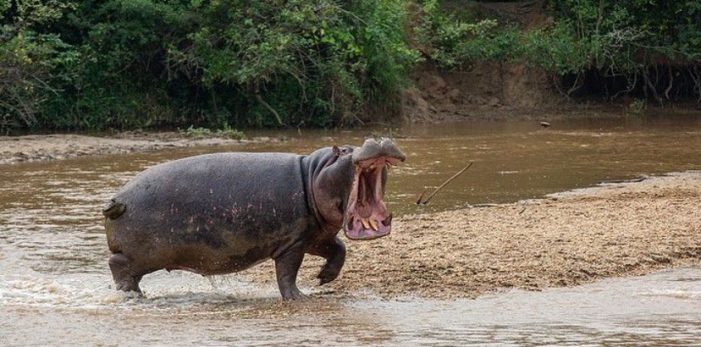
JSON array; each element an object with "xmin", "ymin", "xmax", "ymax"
[{"xmin": 417, "ymin": 162, "xmax": 473, "ymax": 205}]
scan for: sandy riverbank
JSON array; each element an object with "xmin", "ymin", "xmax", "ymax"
[
  {"xmin": 0, "ymin": 132, "xmax": 255, "ymax": 165},
  {"xmin": 243, "ymin": 171, "xmax": 701, "ymax": 299}
]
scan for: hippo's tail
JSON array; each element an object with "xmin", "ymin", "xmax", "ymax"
[{"xmin": 103, "ymin": 199, "xmax": 126, "ymax": 220}]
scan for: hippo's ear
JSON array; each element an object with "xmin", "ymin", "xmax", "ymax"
[{"xmin": 332, "ymin": 145, "xmax": 341, "ymax": 156}]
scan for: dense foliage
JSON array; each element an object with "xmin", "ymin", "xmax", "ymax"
[
  {"xmin": 0, "ymin": 0, "xmax": 417, "ymax": 131},
  {"xmin": 420, "ymin": 0, "xmax": 701, "ymax": 101},
  {"xmin": 1, "ymin": 1, "xmax": 700, "ymax": 132}
]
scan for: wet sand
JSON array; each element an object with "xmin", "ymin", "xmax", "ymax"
[
  {"xmin": 244, "ymin": 172, "xmax": 701, "ymax": 299},
  {"xmin": 0, "ymin": 132, "xmax": 250, "ymax": 165}
]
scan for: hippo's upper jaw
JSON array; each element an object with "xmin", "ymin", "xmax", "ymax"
[{"xmin": 344, "ymin": 139, "xmax": 405, "ymax": 240}]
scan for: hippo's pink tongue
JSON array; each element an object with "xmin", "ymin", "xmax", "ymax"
[{"xmin": 343, "ymin": 157, "xmax": 394, "ymax": 240}]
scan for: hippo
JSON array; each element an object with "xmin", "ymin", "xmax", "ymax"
[{"xmin": 103, "ymin": 138, "xmax": 405, "ymax": 300}]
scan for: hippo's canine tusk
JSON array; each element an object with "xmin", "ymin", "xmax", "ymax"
[
  {"xmin": 368, "ymin": 218, "xmax": 379, "ymax": 231},
  {"xmin": 361, "ymin": 218, "xmax": 371, "ymax": 230}
]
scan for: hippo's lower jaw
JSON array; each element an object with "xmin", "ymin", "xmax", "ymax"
[{"xmin": 343, "ymin": 156, "xmax": 400, "ymax": 240}]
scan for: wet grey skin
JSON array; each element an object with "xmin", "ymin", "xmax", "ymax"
[{"xmin": 104, "ymin": 138, "xmax": 405, "ymax": 300}]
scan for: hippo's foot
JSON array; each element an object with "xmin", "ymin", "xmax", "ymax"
[
  {"xmin": 108, "ymin": 253, "xmax": 144, "ymax": 294},
  {"xmin": 309, "ymin": 237, "xmax": 346, "ymax": 285},
  {"xmin": 281, "ymin": 287, "xmax": 307, "ymax": 301},
  {"xmin": 317, "ymin": 262, "xmax": 341, "ymax": 286},
  {"xmin": 274, "ymin": 244, "xmax": 307, "ymax": 300}
]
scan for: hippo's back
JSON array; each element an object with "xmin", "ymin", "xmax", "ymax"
[{"xmin": 115, "ymin": 152, "xmax": 306, "ymax": 205}]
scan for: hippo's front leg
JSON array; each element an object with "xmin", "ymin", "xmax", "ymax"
[
  {"xmin": 274, "ymin": 243, "xmax": 307, "ymax": 300},
  {"xmin": 308, "ymin": 236, "xmax": 346, "ymax": 285}
]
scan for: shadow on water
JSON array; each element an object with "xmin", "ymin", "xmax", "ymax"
[{"xmin": 1, "ymin": 116, "xmax": 701, "ymax": 344}]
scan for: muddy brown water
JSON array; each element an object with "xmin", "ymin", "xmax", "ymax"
[{"xmin": 1, "ymin": 116, "xmax": 701, "ymax": 345}]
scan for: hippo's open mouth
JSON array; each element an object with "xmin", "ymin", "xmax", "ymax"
[{"xmin": 344, "ymin": 156, "xmax": 402, "ymax": 240}]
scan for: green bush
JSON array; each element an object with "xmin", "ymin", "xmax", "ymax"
[
  {"xmin": 0, "ymin": 0, "xmax": 77, "ymax": 129},
  {"xmin": 419, "ymin": 0, "xmax": 701, "ymax": 100},
  {"xmin": 0, "ymin": 0, "xmax": 419, "ymax": 132},
  {"xmin": 176, "ymin": 0, "xmax": 419, "ymax": 127},
  {"xmin": 418, "ymin": 0, "xmax": 520, "ymax": 69}
]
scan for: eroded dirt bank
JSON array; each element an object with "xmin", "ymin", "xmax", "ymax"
[{"xmin": 245, "ymin": 172, "xmax": 701, "ymax": 299}]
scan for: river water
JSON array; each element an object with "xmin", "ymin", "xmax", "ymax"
[{"xmin": 1, "ymin": 116, "xmax": 701, "ymax": 345}]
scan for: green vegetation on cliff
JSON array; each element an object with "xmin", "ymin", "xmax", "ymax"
[
  {"xmin": 421, "ymin": 0, "xmax": 701, "ymax": 101},
  {"xmin": 1, "ymin": 0, "xmax": 417, "ymax": 131},
  {"xmin": 1, "ymin": 1, "xmax": 700, "ymax": 132}
]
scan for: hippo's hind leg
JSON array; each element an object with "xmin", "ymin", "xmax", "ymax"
[
  {"xmin": 108, "ymin": 253, "xmax": 148, "ymax": 293},
  {"xmin": 308, "ymin": 236, "xmax": 346, "ymax": 285},
  {"xmin": 274, "ymin": 243, "xmax": 307, "ymax": 300}
]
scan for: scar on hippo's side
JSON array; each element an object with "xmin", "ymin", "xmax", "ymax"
[{"xmin": 103, "ymin": 199, "xmax": 126, "ymax": 220}]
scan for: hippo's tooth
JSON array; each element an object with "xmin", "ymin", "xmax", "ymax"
[
  {"xmin": 361, "ymin": 218, "xmax": 371, "ymax": 230},
  {"xmin": 368, "ymin": 218, "xmax": 379, "ymax": 231}
]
